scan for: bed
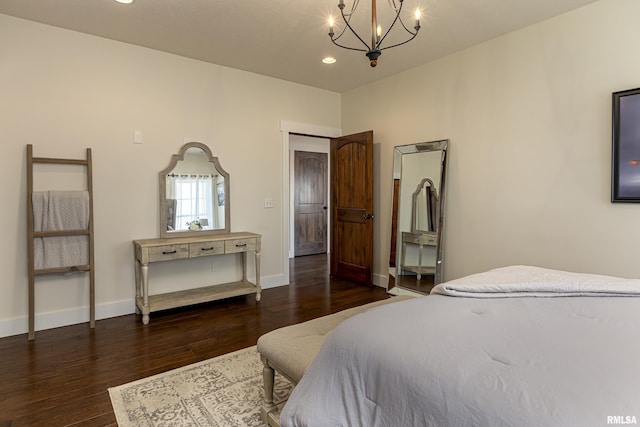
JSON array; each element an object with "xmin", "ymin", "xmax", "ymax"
[{"xmin": 279, "ymin": 265, "xmax": 640, "ymax": 426}]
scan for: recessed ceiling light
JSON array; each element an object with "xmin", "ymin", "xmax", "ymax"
[
  {"xmin": 115, "ymin": 0, "xmax": 134, "ymax": 4},
  {"xmin": 322, "ymin": 57, "xmax": 336, "ymax": 64}
]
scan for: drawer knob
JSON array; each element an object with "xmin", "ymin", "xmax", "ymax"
[
  {"xmin": 162, "ymin": 250, "xmax": 177, "ymax": 255},
  {"xmin": 235, "ymin": 243, "xmax": 247, "ymax": 247},
  {"xmin": 201, "ymin": 247, "xmax": 215, "ymax": 251}
]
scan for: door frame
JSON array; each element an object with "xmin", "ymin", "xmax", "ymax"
[{"xmin": 280, "ymin": 121, "xmax": 342, "ymax": 285}]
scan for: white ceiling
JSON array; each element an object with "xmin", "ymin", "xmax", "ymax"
[{"xmin": 0, "ymin": 0, "xmax": 600, "ymax": 93}]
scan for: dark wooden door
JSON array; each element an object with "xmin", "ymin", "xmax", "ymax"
[
  {"xmin": 294, "ymin": 151, "xmax": 328, "ymax": 256},
  {"xmin": 330, "ymin": 131, "xmax": 374, "ymax": 286}
]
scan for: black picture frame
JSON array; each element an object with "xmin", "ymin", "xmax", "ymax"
[{"xmin": 612, "ymin": 87, "xmax": 640, "ymax": 202}]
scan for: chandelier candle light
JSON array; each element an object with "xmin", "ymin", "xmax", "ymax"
[{"xmin": 328, "ymin": 0, "xmax": 421, "ymax": 67}]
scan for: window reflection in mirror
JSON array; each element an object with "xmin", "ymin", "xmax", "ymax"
[
  {"xmin": 160, "ymin": 142, "xmax": 230, "ymax": 238},
  {"xmin": 166, "ymin": 148, "xmax": 225, "ymax": 232}
]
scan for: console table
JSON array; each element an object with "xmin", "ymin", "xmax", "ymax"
[
  {"xmin": 400, "ymin": 231, "xmax": 437, "ymax": 280},
  {"xmin": 133, "ymin": 231, "xmax": 261, "ymax": 324}
]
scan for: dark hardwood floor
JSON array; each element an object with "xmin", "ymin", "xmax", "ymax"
[{"xmin": 0, "ymin": 254, "xmax": 389, "ymax": 426}]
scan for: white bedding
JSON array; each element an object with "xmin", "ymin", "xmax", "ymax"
[
  {"xmin": 280, "ymin": 266, "xmax": 640, "ymax": 427},
  {"xmin": 432, "ymin": 265, "xmax": 640, "ymax": 298}
]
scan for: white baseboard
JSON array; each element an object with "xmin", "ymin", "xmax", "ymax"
[
  {"xmin": 0, "ymin": 274, "xmax": 290, "ymax": 339},
  {"xmin": 258, "ymin": 273, "xmax": 288, "ymax": 290},
  {"xmin": 0, "ymin": 272, "xmax": 377, "ymax": 339},
  {"xmin": 373, "ymin": 272, "xmax": 389, "ymax": 289},
  {"xmin": 0, "ymin": 299, "xmax": 135, "ymax": 339}
]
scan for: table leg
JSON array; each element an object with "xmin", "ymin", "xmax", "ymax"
[
  {"xmin": 141, "ymin": 263, "xmax": 150, "ymax": 325},
  {"xmin": 261, "ymin": 358, "xmax": 276, "ymax": 423},
  {"xmin": 255, "ymin": 249, "xmax": 261, "ymax": 302},
  {"xmin": 417, "ymin": 244, "xmax": 423, "ymax": 280},
  {"xmin": 134, "ymin": 259, "xmax": 141, "ymax": 314},
  {"xmin": 400, "ymin": 241, "xmax": 406, "ymax": 276}
]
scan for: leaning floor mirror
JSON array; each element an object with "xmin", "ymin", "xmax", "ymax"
[{"xmin": 388, "ymin": 140, "xmax": 448, "ymax": 295}]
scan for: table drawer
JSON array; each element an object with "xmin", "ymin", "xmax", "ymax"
[
  {"xmin": 148, "ymin": 244, "xmax": 189, "ymax": 262},
  {"xmin": 189, "ymin": 240, "xmax": 225, "ymax": 258},
  {"xmin": 403, "ymin": 232, "xmax": 437, "ymax": 246},
  {"xmin": 225, "ymin": 238, "xmax": 257, "ymax": 254},
  {"xmin": 419, "ymin": 235, "xmax": 437, "ymax": 245}
]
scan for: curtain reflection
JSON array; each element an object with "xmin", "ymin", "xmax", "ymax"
[{"xmin": 166, "ymin": 174, "xmax": 217, "ymax": 231}]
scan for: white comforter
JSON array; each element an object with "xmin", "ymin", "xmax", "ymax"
[
  {"xmin": 280, "ymin": 266, "xmax": 640, "ymax": 427},
  {"xmin": 432, "ymin": 265, "xmax": 640, "ymax": 298}
]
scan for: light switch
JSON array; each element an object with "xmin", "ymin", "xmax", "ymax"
[
  {"xmin": 133, "ymin": 130, "xmax": 143, "ymax": 144},
  {"xmin": 264, "ymin": 198, "xmax": 273, "ymax": 208}
]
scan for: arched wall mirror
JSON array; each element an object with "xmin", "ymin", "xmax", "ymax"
[
  {"xmin": 159, "ymin": 142, "xmax": 230, "ymax": 238},
  {"xmin": 388, "ymin": 140, "xmax": 448, "ymax": 295}
]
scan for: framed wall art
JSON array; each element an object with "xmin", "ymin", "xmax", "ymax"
[{"xmin": 612, "ymin": 87, "xmax": 640, "ymax": 202}]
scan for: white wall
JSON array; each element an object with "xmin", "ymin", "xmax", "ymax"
[
  {"xmin": 342, "ymin": 0, "xmax": 640, "ymax": 283},
  {"xmin": 0, "ymin": 14, "xmax": 341, "ymax": 337}
]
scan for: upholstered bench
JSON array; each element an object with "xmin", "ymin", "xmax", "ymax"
[{"xmin": 256, "ymin": 295, "xmax": 414, "ymax": 426}]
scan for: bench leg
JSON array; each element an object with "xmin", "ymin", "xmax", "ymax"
[{"xmin": 261, "ymin": 357, "xmax": 278, "ymax": 425}]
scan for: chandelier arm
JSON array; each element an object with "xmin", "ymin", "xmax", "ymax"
[
  {"xmin": 338, "ymin": 6, "xmax": 372, "ymax": 51},
  {"xmin": 378, "ymin": 30, "xmax": 418, "ymax": 51},
  {"xmin": 387, "ymin": 0, "xmax": 401, "ymax": 12},
  {"xmin": 378, "ymin": 9, "xmax": 421, "ymax": 50},
  {"xmin": 395, "ymin": 15, "xmax": 417, "ymax": 35},
  {"xmin": 375, "ymin": 4, "xmax": 403, "ymax": 49},
  {"xmin": 331, "ymin": 21, "xmax": 351, "ymax": 42},
  {"xmin": 343, "ymin": 0, "xmax": 359, "ymax": 18},
  {"xmin": 330, "ymin": 38, "xmax": 368, "ymax": 52}
]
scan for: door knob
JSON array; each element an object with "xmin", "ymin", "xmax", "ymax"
[{"xmin": 363, "ymin": 213, "xmax": 375, "ymax": 220}]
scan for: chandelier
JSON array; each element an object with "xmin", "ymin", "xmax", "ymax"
[{"xmin": 328, "ymin": 0, "xmax": 421, "ymax": 67}]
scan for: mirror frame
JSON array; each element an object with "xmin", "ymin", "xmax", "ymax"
[
  {"xmin": 159, "ymin": 142, "xmax": 231, "ymax": 238},
  {"xmin": 388, "ymin": 139, "xmax": 448, "ymax": 293}
]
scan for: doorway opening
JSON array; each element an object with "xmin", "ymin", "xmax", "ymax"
[
  {"xmin": 280, "ymin": 122, "xmax": 341, "ymax": 286},
  {"xmin": 289, "ymin": 135, "xmax": 330, "ymax": 259}
]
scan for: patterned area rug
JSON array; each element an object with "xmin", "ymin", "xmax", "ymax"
[{"xmin": 108, "ymin": 346, "xmax": 292, "ymax": 426}]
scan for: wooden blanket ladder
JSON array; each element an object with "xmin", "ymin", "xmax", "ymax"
[{"xmin": 26, "ymin": 144, "xmax": 95, "ymax": 340}]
